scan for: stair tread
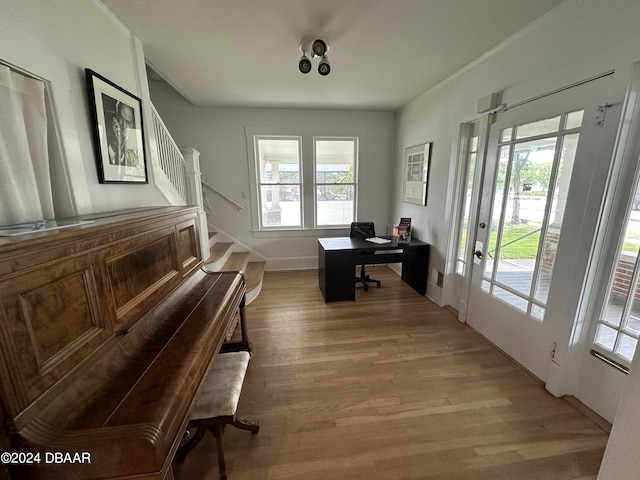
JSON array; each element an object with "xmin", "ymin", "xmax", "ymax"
[
  {"xmin": 222, "ymin": 252, "xmax": 250, "ymax": 272},
  {"xmin": 245, "ymin": 261, "xmax": 265, "ymax": 291},
  {"xmin": 206, "ymin": 242, "xmax": 232, "ymax": 263},
  {"xmin": 202, "ymin": 228, "xmax": 264, "ymax": 303}
]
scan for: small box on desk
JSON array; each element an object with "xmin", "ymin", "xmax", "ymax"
[{"xmin": 393, "ymin": 225, "xmax": 411, "ymax": 244}]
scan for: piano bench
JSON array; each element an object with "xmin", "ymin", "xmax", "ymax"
[{"xmin": 176, "ymin": 351, "xmax": 259, "ymax": 479}]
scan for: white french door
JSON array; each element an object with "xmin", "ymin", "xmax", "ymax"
[{"xmin": 467, "ymin": 76, "xmax": 618, "ymax": 383}]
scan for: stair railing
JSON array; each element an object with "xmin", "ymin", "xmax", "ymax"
[
  {"xmin": 202, "ymin": 180, "xmax": 245, "ymax": 211},
  {"xmin": 150, "ymin": 103, "xmax": 187, "ymax": 201},
  {"xmin": 148, "ymin": 101, "xmax": 208, "ymax": 258}
]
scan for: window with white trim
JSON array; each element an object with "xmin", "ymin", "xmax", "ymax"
[
  {"xmin": 594, "ymin": 179, "xmax": 640, "ymax": 365},
  {"xmin": 254, "ymin": 136, "xmax": 302, "ymax": 229},
  {"xmin": 314, "ymin": 137, "xmax": 357, "ymax": 227},
  {"xmin": 248, "ymin": 131, "xmax": 359, "ymax": 231}
]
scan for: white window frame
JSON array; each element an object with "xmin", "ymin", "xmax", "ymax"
[
  {"xmin": 245, "ymin": 126, "xmax": 360, "ymax": 237},
  {"xmin": 586, "ymin": 68, "xmax": 640, "ymax": 369},
  {"xmin": 253, "ymin": 135, "xmax": 304, "ymax": 230},
  {"xmin": 313, "ymin": 136, "xmax": 358, "ymax": 228}
]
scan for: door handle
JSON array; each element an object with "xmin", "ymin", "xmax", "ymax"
[{"xmin": 473, "ymin": 250, "xmax": 483, "ymax": 259}]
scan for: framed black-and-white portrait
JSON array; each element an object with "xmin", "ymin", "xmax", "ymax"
[
  {"xmin": 86, "ymin": 69, "xmax": 148, "ymax": 183},
  {"xmin": 402, "ymin": 142, "xmax": 432, "ymax": 205}
]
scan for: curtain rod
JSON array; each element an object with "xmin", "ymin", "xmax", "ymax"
[
  {"xmin": 0, "ymin": 59, "xmax": 47, "ymax": 83},
  {"xmin": 494, "ymin": 70, "xmax": 616, "ymax": 114}
]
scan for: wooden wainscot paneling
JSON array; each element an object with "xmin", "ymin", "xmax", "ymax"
[
  {"xmin": 176, "ymin": 220, "xmax": 200, "ymax": 274},
  {"xmin": 106, "ymin": 230, "xmax": 179, "ymax": 321},
  {"xmin": 0, "ymin": 258, "xmax": 109, "ymax": 416}
]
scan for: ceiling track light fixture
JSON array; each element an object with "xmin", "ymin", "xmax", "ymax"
[{"xmin": 298, "ymin": 37, "xmax": 330, "ymax": 75}]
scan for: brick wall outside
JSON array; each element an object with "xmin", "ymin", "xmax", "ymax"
[
  {"xmin": 611, "ymin": 254, "xmax": 639, "ymax": 300},
  {"xmin": 539, "ymin": 231, "xmax": 638, "ymax": 301}
]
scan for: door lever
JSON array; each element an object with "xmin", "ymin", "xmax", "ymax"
[{"xmin": 473, "ymin": 250, "xmax": 483, "ymax": 259}]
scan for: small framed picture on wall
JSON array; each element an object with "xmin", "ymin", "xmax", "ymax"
[{"xmin": 402, "ymin": 142, "xmax": 432, "ymax": 205}]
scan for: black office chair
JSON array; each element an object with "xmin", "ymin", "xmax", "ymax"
[{"xmin": 350, "ymin": 222, "xmax": 381, "ymax": 291}]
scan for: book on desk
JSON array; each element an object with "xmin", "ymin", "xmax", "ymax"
[{"xmin": 365, "ymin": 237, "xmax": 392, "ymax": 244}]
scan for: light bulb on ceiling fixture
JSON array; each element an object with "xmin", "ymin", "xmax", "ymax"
[
  {"xmin": 298, "ymin": 43, "xmax": 312, "ymax": 74},
  {"xmin": 298, "ymin": 54, "xmax": 312, "ymax": 74},
  {"xmin": 311, "ymin": 38, "xmax": 328, "ymax": 57},
  {"xmin": 318, "ymin": 55, "xmax": 330, "ymax": 76}
]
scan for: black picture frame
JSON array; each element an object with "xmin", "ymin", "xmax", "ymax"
[{"xmin": 85, "ymin": 69, "xmax": 148, "ymax": 183}]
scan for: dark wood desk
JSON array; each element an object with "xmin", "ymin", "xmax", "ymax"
[{"xmin": 318, "ymin": 236, "xmax": 429, "ymax": 302}]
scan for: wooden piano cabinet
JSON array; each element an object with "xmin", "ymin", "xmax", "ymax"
[{"xmin": 0, "ymin": 207, "xmax": 245, "ymax": 479}]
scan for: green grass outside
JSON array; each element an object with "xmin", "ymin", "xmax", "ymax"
[
  {"xmin": 461, "ymin": 222, "xmax": 541, "ymax": 259},
  {"xmin": 622, "ymin": 232, "xmax": 640, "ymax": 254},
  {"xmin": 494, "ymin": 227, "xmax": 640, "ymax": 258},
  {"xmin": 464, "ymin": 223, "xmax": 640, "ymax": 259},
  {"xmin": 488, "ymin": 224, "xmax": 541, "ymax": 259}
]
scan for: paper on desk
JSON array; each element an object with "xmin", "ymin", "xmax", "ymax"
[{"xmin": 365, "ymin": 237, "xmax": 392, "ymax": 244}]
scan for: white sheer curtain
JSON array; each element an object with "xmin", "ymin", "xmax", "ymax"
[{"xmin": 0, "ymin": 65, "xmax": 54, "ymax": 227}]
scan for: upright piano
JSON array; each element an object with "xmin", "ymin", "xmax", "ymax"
[{"xmin": 0, "ymin": 207, "xmax": 245, "ymax": 479}]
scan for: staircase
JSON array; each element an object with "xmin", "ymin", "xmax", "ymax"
[
  {"xmin": 202, "ymin": 231, "xmax": 265, "ymax": 305},
  {"xmin": 148, "ymin": 102, "xmax": 265, "ymax": 305}
]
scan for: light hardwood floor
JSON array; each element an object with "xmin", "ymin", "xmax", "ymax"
[{"xmin": 174, "ymin": 267, "xmax": 609, "ymax": 480}]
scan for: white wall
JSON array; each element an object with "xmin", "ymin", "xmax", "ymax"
[
  {"xmin": 0, "ymin": 0, "xmax": 164, "ymax": 219},
  {"xmin": 150, "ymin": 80, "xmax": 395, "ymax": 269}
]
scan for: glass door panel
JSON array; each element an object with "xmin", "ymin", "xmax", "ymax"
[
  {"xmin": 455, "ymin": 134, "xmax": 479, "ymax": 275},
  {"xmin": 481, "ymin": 113, "xmax": 581, "ymax": 320}
]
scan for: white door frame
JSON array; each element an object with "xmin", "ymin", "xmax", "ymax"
[{"xmin": 445, "ymin": 116, "xmax": 490, "ymax": 323}]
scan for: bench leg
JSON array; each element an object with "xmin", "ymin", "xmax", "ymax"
[
  {"xmin": 220, "ymin": 298, "xmax": 252, "ymax": 355},
  {"xmin": 232, "ymin": 417, "xmax": 259, "ymax": 434},
  {"xmin": 211, "ymin": 425, "xmax": 227, "ymax": 480},
  {"xmin": 175, "ymin": 427, "xmax": 207, "ymax": 463}
]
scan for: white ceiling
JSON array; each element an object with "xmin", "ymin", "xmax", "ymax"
[{"xmin": 100, "ymin": 0, "xmax": 564, "ymax": 111}]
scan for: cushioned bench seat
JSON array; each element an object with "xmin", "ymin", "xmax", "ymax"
[
  {"xmin": 176, "ymin": 351, "xmax": 259, "ymax": 479},
  {"xmin": 193, "ymin": 351, "xmax": 250, "ymax": 419}
]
